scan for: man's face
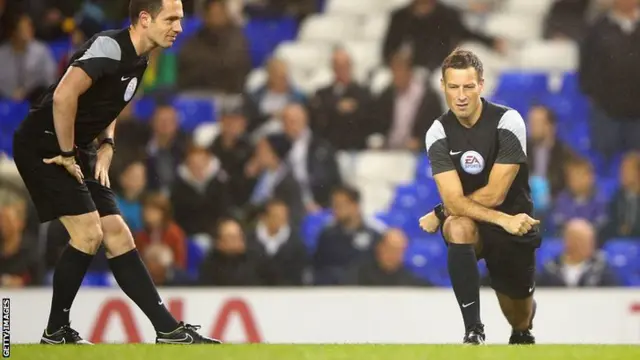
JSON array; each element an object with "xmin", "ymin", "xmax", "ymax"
[
  {"xmin": 186, "ymin": 150, "xmax": 211, "ymax": 181},
  {"xmin": 119, "ymin": 162, "xmax": 147, "ymax": 196},
  {"xmin": 566, "ymin": 164, "xmax": 594, "ymax": 197},
  {"xmin": 13, "ymin": 15, "xmax": 34, "ymax": 44},
  {"xmin": 264, "ymin": 203, "xmax": 289, "ymax": 233},
  {"xmin": 144, "ymin": 0, "xmax": 184, "ymax": 49},
  {"xmin": 528, "ymin": 107, "xmax": 553, "ymax": 143},
  {"xmin": 205, "ymin": 1, "xmax": 228, "ymax": 28},
  {"xmin": 442, "ymin": 68, "xmax": 484, "ymax": 121},
  {"xmin": 391, "ymin": 60, "xmax": 412, "ymax": 91},
  {"xmin": 217, "ymin": 221, "xmax": 246, "ymax": 255},
  {"xmin": 376, "ymin": 230, "xmax": 407, "ymax": 272},
  {"xmin": 220, "ymin": 114, "xmax": 247, "ymax": 139},
  {"xmin": 152, "ymin": 106, "xmax": 178, "ymax": 138},
  {"xmin": 332, "ymin": 192, "xmax": 358, "ymax": 224},
  {"xmin": 564, "ymin": 222, "xmax": 595, "ymax": 262},
  {"xmin": 332, "ymin": 51, "xmax": 352, "ymax": 84},
  {"xmin": 620, "ymin": 156, "xmax": 640, "ymax": 190},
  {"xmin": 282, "ymin": 106, "xmax": 307, "ymax": 139}
]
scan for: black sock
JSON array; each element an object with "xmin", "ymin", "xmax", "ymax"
[
  {"xmin": 447, "ymin": 243, "xmax": 481, "ymax": 331},
  {"xmin": 108, "ymin": 249, "xmax": 179, "ymax": 333},
  {"xmin": 47, "ymin": 245, "xmax": 94, "ymax": 333}
]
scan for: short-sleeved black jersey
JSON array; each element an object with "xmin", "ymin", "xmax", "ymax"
[
  {"xmin": 17, "ymin": 28, "xmax": 148, "ymax": 147},
  {"xmin": 425, "ymin": 98, "xmax": 534, "ymax": 217}
]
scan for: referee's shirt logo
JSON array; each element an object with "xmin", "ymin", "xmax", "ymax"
[{"xmin": 461, "ymin": 151, "xmax": 484, "ymax": 175}]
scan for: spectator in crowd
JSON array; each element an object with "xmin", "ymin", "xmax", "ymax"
[
  {"xmin": 210, "ymin": 106, "xmax": 255, "ymax": 208},
  {"xmin": 0, "ymin": 195, "xmax": 41, "ymax": 287},
  {"xmin": 550, "ymin": 156, "xmax": 609, "ymax": 235},
  {"xmin": 579, "ymin": 0, "xmax": 640, "ymax": 159},
  {"xmin": 371, "ymin": 49, "xmax": 444, "ymax": 151},
  {"xmin": 543, "ymin": 0, "xmax": 592, "ymax": 41},
  {"xmin": 313, "ymin": 185, "xmax": 386, "ymax": 285},
  {"xmin": 244, "ymin": 134, "xmax": 305, "ymax": 228},
  {"xmin": 342, "ymin": 228, "xmax": 429, "ymax": 287},
  {"xmin": 382, "ymin": 0, "xmax": 504, "ymax": 71},
  {"xmin": 177, "ymin": 0, "xmax": 251, "ymax": 94},
  {"xmin": 141, "ymin": 48, "xmax": 177, "ymax": 94},
  {"xmin": 282, "ymin": 103, "xmax": 342, "ymax": 210},
  {"xmin": 115, "ymin": 160, "xmax": 147, "ymax": 234},
  {"xmin": 135, "ymin": 193, "xmax": 187, "ymax": 269},
  {"xmin": 602, "ymin": 152, "xmax": 640, "ymax": 238},
  {"xmin": 199, "ymin": 218, "xmax": 262, "ymax": 286},
  {"xmin": 308, "ymin": 47, "xmax": 373, "ymax": 151},
  {"xmin": 537, "ymin": 218, "xmax": 620, "ymax": 287},
  {"xmin": 246, "ymin": 57, "xmax": 305, "ymax": 131},
  {"xmin": 247, "ymin": 198, "xmax": 308, "ymax": 286},
  {"xmin": 0, "ymin": 13, "xmax": 56, "ymax": 102},
  {"xmin": 142, "ymin": 243, "xmax": 193, "ymax": 287},
  {"xmin": 111, "ymin": 101, "xmax": 151, "ymax": 175},
  {"xmin": 170, "ymin": 145, "xmax": 231, "ymax": 237},
  {"xmin": 146, "ymin": 104, "xmax": 190, "ymax": 193},
  {"xmin": 56, "ymin": 16, "xmax": 102, "ymax": 78},
  {"xmin": 527, "ymin": 105, "xmax": 576, "ymax": 198}
]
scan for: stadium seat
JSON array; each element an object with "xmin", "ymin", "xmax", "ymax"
[
  {"xmin": 173, "ymin": 97, "xmax": 217, "ymax": 132},
  {"xmin": 537, "ymin": 238, "xmax": 563, "ymax": 268},
  {"xmin": 48, "ymin": 38, "xmax": 71, "ymax": 63},
  {"xmin": 326, "ymin": 0, "xmax": 385, "ymax": 16},
  {"xmin": 516, "ymin": 41, "xmax": 579, "ymax": 73},
  {"xmin": 404, "ymin": 239, "xmax": 450, "ymax": 286},
  {"xmin": 353, "ymin": 151, "xmax": 417, "ymax": 185},
  {"xmin": 298, "ymin": 14, "xmax": 360, "ymax": 44},
  {"xmin": 603, "ymin": 240, "xmax": 640, "ymax": 286},
  {"xmin": 244, "ymin": 16, "xmax": 298, "ymax": 67},
  {"xmin": 484, "ymin": 13, "xmax": 542, "ymax": 43},
  {"xmin": 494, "ymin": 72, "xmax": 549, "ymax": 99},
  {"xmin": 341, "ymin": 40, "xmax": 382, "ymax": 79},
  {"xmin": 186, "ymin": 239, "xmax": 205, "ymax": 278},
  {"xmin": 559, "ymin": 72, "xmax": 580, "ymax": 96},
  {"xmin": 370, "ymin": 67, "xmax": 392, "ymax": 95},
  {"xmin": 503, "ymin": 0, "xmax": 554, "ymax": 16},
  {"xmin": 359, "ymin": 13, "xmax": 390, "ymax": 41},
  {"xmin": 274, "ymin": 41, "xmax": 332, "ymax": 73},
  {"xmin": 133, "ymin": 97, "xmax": 157, "ymax": 120},
  {"xmin": 301, "ymin": 210, "xmax": 334, "ymax": 252},
  {"xmin": 414, "ymin": 154, "xmax": 432, "ymax": 180},
  {"xmin": 0, "ymin": 100, "xmax": 29, "ymax": 133}
]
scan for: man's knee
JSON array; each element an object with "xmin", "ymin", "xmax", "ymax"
[
  {"xmin": 443, "ymin": 216, "xmax": 479, "ymax": 245},
  {"xmin": 101, "ymin": 215, "xmax": 135, "ymax": 257},
  {"xmin": 61, "ymin": 213, "xmax": 103, "ymax": 254}
]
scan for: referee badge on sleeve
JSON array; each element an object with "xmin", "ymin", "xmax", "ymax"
[{"xmin": 124, "ymin": 77, "xmax": 138, "ymax": 101}]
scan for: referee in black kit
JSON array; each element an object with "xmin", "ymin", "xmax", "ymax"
[
  {"xmin": 419, "ymin": 49, "xmax": 540, "ymax": 345},
  {"xmin": 13, "ymin": 0, "xmax": 219, "ymax": 345}
]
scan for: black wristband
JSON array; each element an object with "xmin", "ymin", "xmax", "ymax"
[
  {"xmin": 60, "ymin": 149, "xmax": 76, "ymax": 158},
  {"xmin": 434, "ymin": 203, "xmax": 448, "ymax": 222},
  {"xmin": 99, "ymin": 138, "xmax": 116, "ymax": 152}
]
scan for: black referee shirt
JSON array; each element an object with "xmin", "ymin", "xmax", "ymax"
[{"xmin": 18, "ymin": 28, "xmax": 148, "ymax": 147}]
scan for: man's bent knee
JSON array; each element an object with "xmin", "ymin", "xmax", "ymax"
[
  {"xmin": 60, "ymin": 212, "xmax": 103, "ymax": 254},
  {"xmin": 443, "ymin": 216, "xmax": 479, "ymax": 245},
  {"xmin": 101, "ymin": 215, "xmax": 135, "ymax": 258}
]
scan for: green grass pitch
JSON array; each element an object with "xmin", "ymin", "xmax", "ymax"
[{"xmin": 8, "ymin": 344, "xmax": 640, "ymax": 360}]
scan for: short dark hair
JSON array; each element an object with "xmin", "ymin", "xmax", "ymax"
[
  {"xmin": 129, "ymin": 0, "xmax": 165, "ymax": 25},
  {"xmin": 441, "ymin": 48, "xmax": 484, "ymax": 81},
  {"xmin": 530, "ymin": 104, "xmax": 557, "ymax": 126},
  {"xmin": 332, "ymin": 185, "xmax": 360, "ymax": 204},
  {"xmin": 259, "ymin": 198, "xmax": 288, "ymax": 216}
]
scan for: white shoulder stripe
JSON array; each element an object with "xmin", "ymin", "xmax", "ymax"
[
  {"xmin": 78, "ymin": 36, "xmax": 122, "ymax": 62},
  {"xmin": 498, "ymin": 110, "xmax": 527, "ymax": 155},
  {"xmin": 425, "ymin": 120, "xmax": 446, "ymax": 152}
]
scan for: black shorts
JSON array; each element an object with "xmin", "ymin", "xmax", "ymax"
[
  {"xmin": 12, "ymin": 132, "xmax": 120, "ymax": 223},
  {"xmin": 442, "ymin": 221, "xmax": 541, "ymax": 299}
]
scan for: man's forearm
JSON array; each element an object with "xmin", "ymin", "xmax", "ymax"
[
  {"xmin": 52, "ymin": 96, "xmax": 78, "ymax": 152},
  {"xmin": 99, "ymin": 119, "xmax": 117, "ymax": 142},
  {"xmin": 467, "ymin": 186, "xmax": 502, "ymax": 208},
  {"xmin": 445, "ymin": 196, "xmax": 508, "ymax": 227}
]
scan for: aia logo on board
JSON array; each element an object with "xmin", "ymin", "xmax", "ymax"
[{"xmin": 461, "ymin": 151, "xmax": 484, "ymax": 175}]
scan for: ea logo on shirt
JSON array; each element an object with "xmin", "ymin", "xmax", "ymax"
[
  {"xmin": 461, "ymin": 150, "xmax": 484, "ymax": 175},
  {"xmin": 123, "ymin": 77, "xmax": 138, "ymax": 102}
]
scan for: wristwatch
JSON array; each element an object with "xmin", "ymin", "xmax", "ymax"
[
  {"xmin": 434, "ymin": 203, "xmax": 448, "ymax": 222},
  {"xmin": 60, "ymin": 148, "xmax": 76, "ymax": 158},
  {"xmin": 99, "ymin": 138, "xmax": 116, "ymax": 152}
]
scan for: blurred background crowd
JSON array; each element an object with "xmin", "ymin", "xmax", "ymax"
[{"xmin": 0, "ymin": 0, "xmax": 639, "ymax": 290}]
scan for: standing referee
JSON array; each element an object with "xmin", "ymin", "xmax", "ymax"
[{"xmin": 13, "ymin": 0, "xmax": 220, "ymax": 345}]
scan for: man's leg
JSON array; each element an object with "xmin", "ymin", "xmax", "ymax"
[
  {"xmin": 101, "ymin": 214, "xmax": 221, "ymax": 344},
  {"xmin": 42, "ymin": 212, "xmax": 103, "ymax": 344},
  {"xmin": 442, "ymin": 216, "xmax": 484, "ymax": 344}
]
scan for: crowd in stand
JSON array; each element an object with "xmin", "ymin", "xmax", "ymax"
[{"xmin": 1, "ymin": 0, "xmax": 639, "ymax": 289}]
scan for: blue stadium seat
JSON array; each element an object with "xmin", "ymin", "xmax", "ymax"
[
  {"xmin": 244, "ymin": 16, "xmax": 298, "ymax": 67},
  {"xmin": 301, "ymin": 209, "xmax": 333, "ymax": 252},
  {"xmin": 173, "ymin": 97, "xmax": 217, "ymax": 131},
  {"xmin": 603, "ymin": 239, "xmax": 640, "ymax": 286},
  {"xmin": 414, "ymin": 154, "xmax": 431, "ymax": 180},
  {"xmin": 133, "ymin": 97, "xmax": 157, "ymax": 120},
  {"xmin": 537, "ymin": 238, "xmax": 563, "ymax": 268},
  {"xmin": 0, "ymin": 132, "xmax": 13, "ymax": 157},
  {"xmin": 82, "ymin": 272, "xmax": 110, "ymax": 287},
  {"xmin": 186, "ymin": 239, "xmax": 205, "ymax": 278},
  {"xmin": 559, "ymin": 72, "xmax": 580, "ymax": 96},
  {"xmin": 494, "ymin": 72, "xmax": 549, "ymax": 100},
  {"xmin": 404, "ymin": 239, "xmax": 450, "ymax": 286},
  {"xmin": 539, "ymin": 93, "xmax": 589, "ymax": 125},
  {"xmin": 0, "ymin": 100, "xmax": 29, "ymax": 133},
  {"xmin": 48, "ymin": 38, "xmax": 71, "ymax": 63}
]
